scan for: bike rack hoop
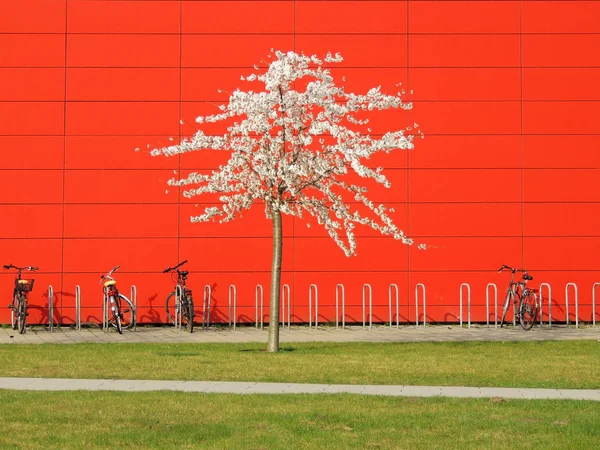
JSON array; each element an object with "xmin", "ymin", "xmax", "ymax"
[
  {"xmin": 362, "ymin": 284, "xmax": 372, "ymax": 330},
  {"xmin": 389, "ymin": 284, "xmax": 399, "ymax": 329},
  {"xmin": 565, "ymin": 283, "xmax": 579, "ymax": 328},
  {"xmin": 415, "ymin": 284, "xmax": 426, "ymax": 328},
  {"xmin": 308, "ymin": 284, "xmax": 318, "ymax": 328},
  {"xmin": 335, "ymin": 284, "xmax": 345, "ymax": 329},
  {"xmin": 228, "ymin": 285, "xmax": 237, "ymax": 330},
  {"xmin": 459, "ymin": 283, "xmax": 471, "ymax": 329},
  {"xmin": 486, "ymin": 283, "xmax": 497, "ymax": 329}
]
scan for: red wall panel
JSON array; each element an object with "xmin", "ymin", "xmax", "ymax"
[
  {"xmin": 66, "ymin": 102, "xmax": 179, "ymax": 135},
  {"xmin": 0, "ymin": 102, "xmax": 64, "ymax": 135},
  {"xmin": 0, "ymin": 0, "xmax": 65, "ymax": 33},
  {"xmin": 409, "ymin": 169, "xmax": 521, "ymax": 203},
  {"xmin": 524, "ymin": 203, "xmax": 600, "ymax": 237},
  {"xmin": 296, "ymin": 1, "xmax": 407, "ymax": 34},
  {"xmin": 0, "ymin": 69, "xmax": 64, "ymax": 101},
  {"xmin": 409, "ymin": 68, "xmax": 520, "ymax": 102},
  {"xmin": 408, "ymin": 135, "xmax": 521, "ymax": 169},
  {"xmin": 409, "ymin": 1, "xmax": 520, "ymax": 34},
  {"xmin": 65, "ymin": 136, "xmax": 178, "ymax": 170},
  {"xmin": 67, "ymin": 68, "xmax": 180, "ymax": 101},
  {"xmin": 522, "ymin": 135, "xmax": 600, "ymax": 169},
  {"xmin": 523, "ymin": 35, "xmax": 600, "ymax": 67},
  {"xmin": 409, "ymin": 35, "xmax": 520, "ymax": 67},
  {"xmin": 0, "ymin": 205, "xmax": 63, "ymax": 239},
  {"xmin": 412, "ymin": 102, "xmax": 521, "ymax": 135},
  {"xmin": 0, "ymin": 171, "xmax": 63, "ymax": 204},
  {"xmin": 63, "ymin": 238, "xmax": 178, "ymax": 273},
  {"xmin": 67, "ymin": 1, "xmax": 180, "ymax": 34},
  {"xmin": 523, "ymin": 69, "xmax": 600, "ymax": 101},
  {"xmin": 523, "ymin": 169, "xmax": 600, "ymax": 203},
  {"xmin": 183, "ymin": 1, "xmax": 294, "ymax": 33},
  {"xmin": 0, "ymin": 136, "xmax": 64, "ymax": 170},
  {"xmin": 296, "ymin": 35, "xmax": 407, "ymax": 67},
  {"xmin": 68, "ymin": 35, "xmax": 180, "ymax": 67},
  {"xmin": 182, "ymin": 35, "xmax": 295, "ymax": 67},
  {"xmin": 523, "ymin": 102, "xmax": 600, "ymax": 135},
  {"xmin": 64, "ymin": 170, "xmax": 177, "ymax": 204},
  {"xmin": 410, "ymin": 203, "xmax": 522, "ymax": 237},
  {"xmin": 64, "ymin": 204, "xmax": 178, "ymax": 239},
  {"xmin": 522, "ymin": 1, "xmax": 600, "ymax": 33},
  {"xmin": 2, "ymin": 0, "xmax": 599, "ymax": 326}
]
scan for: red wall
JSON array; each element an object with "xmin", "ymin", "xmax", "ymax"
[{"xmin": 1, "ymin": 0, "xmax": 599, "ymax": 326}]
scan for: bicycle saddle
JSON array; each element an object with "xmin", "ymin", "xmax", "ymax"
[{"xmin": 523, "ymin": 274, "xmax": 533, "ymax": 281}]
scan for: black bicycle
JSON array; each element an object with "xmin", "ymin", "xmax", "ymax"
[
  {"xmin": 499, "ymin": 265, "xmax": 539, "ymax": 330},
  {"xmin": 163, "ymin": 260, "xmax": 194, "ymax": 333},
  {"xmin": 4, "ymin": 264, "xmax": 38, "ymax": 334}
]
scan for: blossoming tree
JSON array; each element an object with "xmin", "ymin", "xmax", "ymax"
[{"xmin": 152, "ymin": 51, "xmax": 418, "ymax": 352}]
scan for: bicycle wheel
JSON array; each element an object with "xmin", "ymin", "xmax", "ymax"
[
  {"xmin": 182, "ymin": 296, "xmax": 194, "ymax": 333},
  {"xmin": 500, "ymin": 291, "xmax": 512, "ymax": 327},
  {"xmin": 109, "ymin": 296, "xmax": 123, "ymax": 334},
  {"xmin": 17, "ymin": 298, "xmax": 27, "ymax": 334},
  {"xmin": 117, "ymin": 294, "xmax": 135, "ymax": 330},
  {"xmin": 165, "ymin": 291, "xmax": 177, "ymax": 325},
  {"xmin": 10, "ymin": 295, "xmax": 17, "ymax": 330},
  {"xmin": 519, "ymin": 290, "xmax": 538, "ymax": 331}
]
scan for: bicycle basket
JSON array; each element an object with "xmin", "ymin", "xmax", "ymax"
[{"xmin": 15, "ymin": 279, "xmax": 35, "ymax": 292}]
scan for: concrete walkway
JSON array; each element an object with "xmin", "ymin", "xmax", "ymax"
[
  {"xmin": 1, "ymin": 377, "xmax": 599, "ymax": 401},
  {"xmin": 1, "ymin": 324, "xmax": 600, "ymax": 344}
]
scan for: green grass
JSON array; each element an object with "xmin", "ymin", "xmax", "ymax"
[
  {"xmin": 0, "ymin": 391, "xmax": 599, "ymax": 449},
  {"xmin": 1, "ymin": 341, "xmax": 599, "ymax": 389}
]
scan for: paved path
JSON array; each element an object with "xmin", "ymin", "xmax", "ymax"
[
  {"xmin": 1, "ymin": 377, "xmax": 599, "ymax": 401},
  {"xmin": 1, "ymin": 324, "xmax": 599, "ymax": 344}
]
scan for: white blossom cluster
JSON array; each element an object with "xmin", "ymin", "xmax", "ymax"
[{"xmin": 152, "ymin": 51, "xmax": 419, "ymax": 256}]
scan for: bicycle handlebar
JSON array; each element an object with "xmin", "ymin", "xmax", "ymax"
[
  {"xmin": 498, "ymin": 265, "xmax": 527, "ymax": 274},
  {"xmin": 3, "ymin": 264, "xmax": 38, "ymax": 272},
  {"xmin": 163, "ymin": 260, "xmax": 188, "ymax": 273}
]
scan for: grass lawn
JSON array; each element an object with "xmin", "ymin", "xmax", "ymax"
[
  {"xmin": 1, "ymin": 391, "xmax": 599, "ymax": 449},
  {"xmin": 0, "ymin": 341, "xmax": 599, "ymax": 389}
]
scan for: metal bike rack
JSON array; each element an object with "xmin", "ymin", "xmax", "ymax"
[
  {"xmin": 75, "ymin": 285, "xmax": 81, "ymax": 331},
  {"xmin": 539, "ymin": 283, "xmax": 552, "ymax": 327},
  {"xmin": 130, "ymin": 285, "xmax": 137, "ymax": 331},
  {"xmin": 486, "ymin": 283, "xmax": 497, "ymax": 329},
  {"xmin": 389, "ymin": 284, "xmax": 399, "ymax": 328},
  {"xmin": 47, "ymin": 285, "xmax": 54, "ymax": 333},
  {"xmin": 175, "ymin": 284, "xmax": 183, "ymax": 330},
  {"xmin": 335, "ymin": 284, "xmax": 345, "ymax": 329},
  {"xmin": 281, "ymin": 284, "xmax": 290, "ymax": 329},
  {"xmin": 203, "ymin": 285, "xmax": 212, "ymax": 329},
  {"xmin": 102, "ymin": 287, "xmax": 109, "ymax": 331},
  {"xmin": 415, "ymin": 283, "xmax": 426, "ymax": 328},
  {"xmin": 309, "ymin": 284, "xmax": 318, "ymax": 328},
  {"xmin": 255, "ymin": 284, "xmax": 264, "ymax": 329},
  {"xmin": 362, "ymin": 284, "xmax": 372, "ymax": 330},
  {"xmin": 565, "ymin": 283, "xmax": 579, "ymax": 328},
  {"xmin": 228, "ymin": 285, "xmax": 237, "ymax": 330},
  {"xmin": 593, "ymin": 283, "xmax": 599, "ymax": 327},
  {"xmin": 459, "ymin": 283, "xmax": 471, "ymax": 329}
]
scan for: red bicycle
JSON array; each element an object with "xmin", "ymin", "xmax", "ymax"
[
  {"xmin": 4, "ymin": 264, "xmax": 38, "ymax": 334},
  {"xmin": 100, "ymin": 265, "xmax": 134, "ymax": 334}
]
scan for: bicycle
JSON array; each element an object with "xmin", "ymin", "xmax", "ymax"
[
  {"xmin": 163, "ymin": 260, "xmax": 194, "ymax": 333},
  {"xmin": 499, "ymin": 264, "xmax": 539, "ymax": 330},
  {"xmin": 100, "ymin": 265, "xmax": 135, "ymax": 334},
  {"xmin": 4, "ymin": 264, "xmax": 38, "ymax": 334}
]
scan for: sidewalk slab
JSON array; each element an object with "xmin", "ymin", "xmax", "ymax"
[{"xmin": 0, "ymin": 377, "xmax": 599, "ymax": 401}]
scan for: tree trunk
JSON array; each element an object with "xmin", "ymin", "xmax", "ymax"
[{"xmin": 267, "ymin": 209, "xmax": 282, "ymax": 352}]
